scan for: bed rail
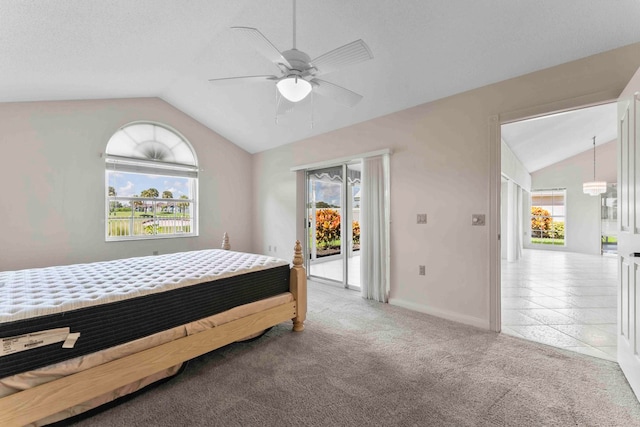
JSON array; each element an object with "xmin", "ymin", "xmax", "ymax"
[{"xmin": 0, "ymin": 239, "xmax": 306, "ymax": 427}]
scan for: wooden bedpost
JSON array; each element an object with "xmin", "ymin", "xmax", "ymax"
[
  {"xmin": 222, "ymin": 232, "xmax": 231, "ymax": 250},
  {"xmin": 290, "ymin": 240, "xmax": 307, "ymax": 332}
]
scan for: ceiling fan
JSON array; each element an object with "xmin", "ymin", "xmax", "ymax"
[{"xmin": 208, "ymin": 0, "xmax": 373, "ymax": 114}]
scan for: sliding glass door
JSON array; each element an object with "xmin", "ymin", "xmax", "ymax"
[
  {"xmin": 346, "ymin": 163, "xmax": 361, "ymax": 288},
  {"xmin": 306, "ymin": 162, "xmax": 361, "ymax": 289}
]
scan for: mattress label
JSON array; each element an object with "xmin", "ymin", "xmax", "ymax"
[
  {"xmin": 62, "ymin": 332, "xmax": 81, "ymax": 349},
  {"xmin": 1, "ymin": 327, "xmax": 71, "ymax": 357}
]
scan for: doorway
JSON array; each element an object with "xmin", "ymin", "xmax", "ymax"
[
  {"xmin": 306, "ymin": 162, "xmax": 361, "ymax": 289},
  {"xmin": 601, "ymin": 184, "xmax": 618, "ymax": 254},
  {"xmin": 499, "ymin": 102, "xmax": 618, "ymax": 361}
]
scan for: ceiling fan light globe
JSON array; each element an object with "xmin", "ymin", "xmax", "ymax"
[{"xmin": 277, "ymin": 77, "xmax": 312, "ymax": 102}]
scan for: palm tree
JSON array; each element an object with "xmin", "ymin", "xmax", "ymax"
[
  {"xmin": 140, "ymin": 188, "xmax": 159, "ymax": 198},
  {"xmin": 159, "ymin": 190, "xmax": 175, "ymax": 213},
  {"xmin": 140, "ymin": 188, "xmax": 159, "ymax": 213},
  {"xmin": 132, "ymin": 195, "xmax": 143, "ymax": 212},
  {"xmin": 108, "ymin": 186, "xmax": 117, "ymax": 214},
  {"xmin": 178, "ymin": 195, "xmax": 189, "ymax": 215}
]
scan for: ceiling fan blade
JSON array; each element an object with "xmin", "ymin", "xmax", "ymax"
[
  {"xmin": 277, "ymin": 94, "xmax": 296, "ymax": 115},
  {"xmin": 311, "ymin": 78, "xmax": 363, "ymax": 107},
  {"xmin": 310, "ymin": 39, "xmax": 373, "ymax": 75},
  {"xmin": 208, "ymin": 75, "xmax": 278, "ymax": 85},
  {"xmin": 231, "ymin": 27, "xmax": 292, "ymax": 69}
]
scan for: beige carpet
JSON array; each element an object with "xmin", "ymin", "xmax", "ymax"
[{"xmin": 72, "ymin": 281, "xmax": 640, "ymax": 426}]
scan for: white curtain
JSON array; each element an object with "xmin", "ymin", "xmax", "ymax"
[{"xmin": 360, "ymin": 154, "xmax": 390, "ymax": 302}]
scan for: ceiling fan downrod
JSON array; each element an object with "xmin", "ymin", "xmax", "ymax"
[{"xmin": 292, "ymin": 0, "xmax": 297, "ymax": 50}]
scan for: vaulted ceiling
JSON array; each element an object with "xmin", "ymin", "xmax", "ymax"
[
  {"xmin": 502, "ymin": 102, "xmax": 618, "ymax": 173},
  {"xmin": 1, "ymin": 1, "xmax": 639, "ymax": 154}
]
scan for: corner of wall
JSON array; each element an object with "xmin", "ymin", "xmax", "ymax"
[{"xmin": 389, "ymin": 298, "xmax": 491, "ymax": 330}]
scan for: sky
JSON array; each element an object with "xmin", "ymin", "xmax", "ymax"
[
  {"xmin": 108, "ymin": 172, "xmax": 191, "ymax": 199},
  {"xmin": 109, "ymin": 172, "xmax": 354, "ymax": 205},
  {"xmin": 311, "ymin": 180, "xmax": 360, "ymax": 208},
  {"xmin": 314, "ymin": 181, "xmax": 342, "ymax": 206}
]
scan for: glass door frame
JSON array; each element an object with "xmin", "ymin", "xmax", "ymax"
[{"xmin": 305, "ymin": 161, "xmax": 360, "ymax": 290}]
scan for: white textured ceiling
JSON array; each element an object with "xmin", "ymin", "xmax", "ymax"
[
  {"xmin": 502, "ymin": 102, "xmax": 618, "ymax": 173},
  {"xmin": 1, "ymin": 1, "xmax": 639, "ymax": 154}
]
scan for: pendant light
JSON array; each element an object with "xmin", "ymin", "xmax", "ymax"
[
  {"xmin": 277, "ymin": 75, "xmax": 312, "ymax": 102},
  {"xmin": 582, "ymin": 136, "xmax": 607, "ymax": 196},
  {"xmin": 276, "ymin": 0, "xmax": 312, "ymax": 103}
]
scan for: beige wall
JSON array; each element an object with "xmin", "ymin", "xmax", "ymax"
[
  {"xmin": 529, "ymin": 140, "xmax": 617, "ymax": 255},
  {"xmin": 252, "ymin": 42, "xmax": 640, "ymax": 328},
  {"xmin": 0, "ymin": 98, "xmax": 253, "ymax": 270},
  {"xmin": 3, "ymin": 43, "xmax": 640, "ymax": 329}
]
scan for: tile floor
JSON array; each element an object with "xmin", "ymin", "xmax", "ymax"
[
  {"xmin": 502, "ymin": 249, "xmax": 617, "ymax": 361},
  {"xmin": 309, "ymin": 253, "xmax": 360, "ymax": 287}
]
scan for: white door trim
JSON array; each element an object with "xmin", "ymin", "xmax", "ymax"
[
  {"xmin": 489, "ymin": 115, "xmax": 501, "ymax": 332},
  {"xmin": 290, "ymin": 149, "xmax": 392, "ymax": 172},
  {"xmin": 488, "ymin": 90, "xmax": 621, "ymax": 333}
]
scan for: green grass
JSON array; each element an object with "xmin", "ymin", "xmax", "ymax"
[
  {"xmin": 109, "ymin": 211, "xmax": 190, "ymax": 218},
  {"xmin": 317, "ymin": 239, "xmax": 341, "ymax": 250}
]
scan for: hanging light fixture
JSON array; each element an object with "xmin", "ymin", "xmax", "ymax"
[
  {"xmin": 583, "ymin": 136, "xmax": 607, "ymax": 196},
  {"xmin": 277, "ymin": 75, "xmax": 312, "ymax": 102},
  {"xmin": 275, "ymin": 1, "xmax": 312, "ymax": 103}
]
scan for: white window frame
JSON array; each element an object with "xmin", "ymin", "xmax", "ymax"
[
  {"xmin": 104, "ymin": 122, "xmax": 199, "ymax": 242},
  {"xmin": 530, "ymin": 188, "xmax": 566, "ymax": 246}
]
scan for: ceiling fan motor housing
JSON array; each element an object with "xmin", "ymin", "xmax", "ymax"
[{"xmin": 282, "ymin": 49, "xmax": 314, "ymax": 76}]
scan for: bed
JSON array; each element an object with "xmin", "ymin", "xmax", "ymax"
[{"xmin": 0, "ymin": 235, "xmax": 307, "ymax": 427}]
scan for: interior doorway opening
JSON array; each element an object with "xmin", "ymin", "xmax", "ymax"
[{"xmin": 499, "ymin": 102, "xmax": 618, "ymax": 361}]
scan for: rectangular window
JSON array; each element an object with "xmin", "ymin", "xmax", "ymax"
[
  {"xmin": 106, "ymin": 171, "xmax": 196, "ymax": 240},
  {"xmin": 531, "ymin": 189, "xmax": 565, "ymax": 246}
]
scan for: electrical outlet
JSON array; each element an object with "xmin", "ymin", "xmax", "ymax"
[
  {"xmin": 153, "ymin": 251, "xmax": 159, "ymax": 255},
  {"xmin": 417, "ymin": 213, "xmax": 427, "ymax": 224},
  {"xmin": 419, "ymin": 265, "xmax": 426, "ymax": 275},
  {"xmin": 274, "ymin": 246, "xmax": 277, "ymax": 253},
  {"xmin": 268, "ymin": 245, "xmax": 272, "ymax": 252}
]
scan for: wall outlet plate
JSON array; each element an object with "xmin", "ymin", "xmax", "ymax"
[
  {"xmin": 472, "ymin": 214, "xmax": 485, "ymax": 226},
  {"xmin": 419, "ymin": 265, "xmax": 426, "ymax": 275},
  {"xmin": 417, "ymin": 213, "xmax": 427, "ymax": 224}
]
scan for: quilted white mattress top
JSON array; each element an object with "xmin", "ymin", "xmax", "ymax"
[{"xmin": 0, "ymin": 250, "xmax": 289, "ymax": 324}]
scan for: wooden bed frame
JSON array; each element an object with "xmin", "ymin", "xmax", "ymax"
[{"xmin": 0, "ymin": 238, "xmax": 307, "ymax": 427}]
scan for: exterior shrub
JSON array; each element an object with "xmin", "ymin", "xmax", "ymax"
[
  {"xmin": 144, "ymin": 222, "xmax": 158, "ymax": 235},
  {"xmin": 352, "ymin": 220, "xmax": 360, "ymax": 244},
  {"xmin": 316, "ymin": 209, "xmax": 341, "ymax": 248},
  {"xmin": 531, "ymin": 206, "xmax": 551, "ymax": 238},
  {"xmin": 313, "ymin": 209, "xmax": 361, "ymax": 248},
  {"xmin": 548, "ymin": 221, "xmax": 565, "ymax": 239}
]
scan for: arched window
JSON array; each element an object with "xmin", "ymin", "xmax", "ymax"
[{"xmin": 105, "ymin": 122, "xmax": 198, "ymax": 240}]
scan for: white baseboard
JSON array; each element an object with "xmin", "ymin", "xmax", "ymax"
[{"xmin": 389, "ymin": 298, "xmax": 490, "ymax": 330}]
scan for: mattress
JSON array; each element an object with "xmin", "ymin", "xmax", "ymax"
[
  {"xmin": 0, "ymin": 249, "xmax": 291, "ymax": 379},
  {"xmin": 1, "ymin": 293, "xmax": 294, "ymax": 427}
]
